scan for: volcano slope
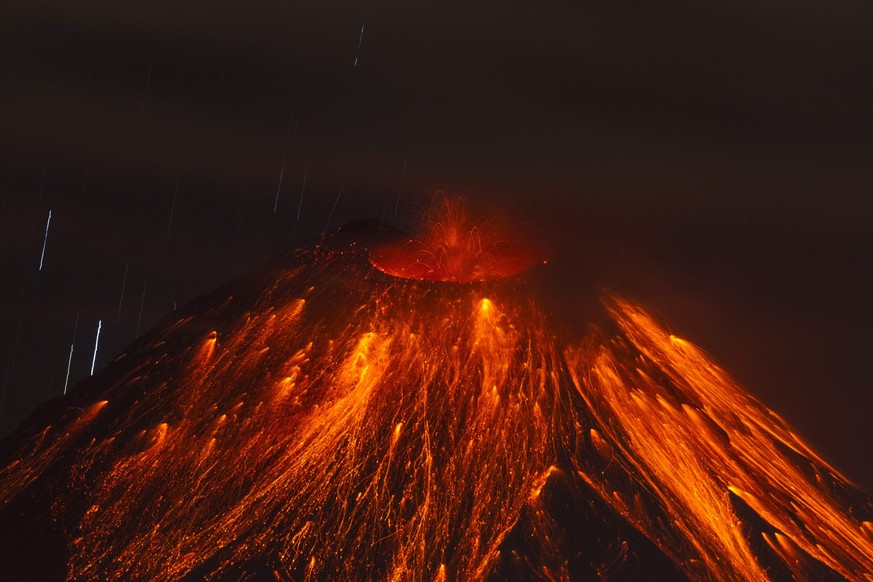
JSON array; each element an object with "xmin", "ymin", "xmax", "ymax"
[{"xmin": 0, "ymin": 219, "xmax": 871, "ymax": 581}]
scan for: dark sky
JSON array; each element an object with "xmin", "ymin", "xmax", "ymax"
[{"xmin": 1, "ymin": 1, "xmax": 872, "ymax": 489}]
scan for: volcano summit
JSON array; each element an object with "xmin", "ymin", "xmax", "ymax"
[{"xmin": 0, "ymin": 217, "xmax": 871, "ymax": 581}]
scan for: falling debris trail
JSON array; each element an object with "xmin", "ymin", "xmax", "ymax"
[
  {"xmin": 38, "ymin": 209, "xmax": 52, "ymax": 271},
  {"xmin": 90, "ymin": 320, "xmax": 102, "ymax": 376},
  {"xmin": 63, "ymin": 312, "xmax": 80, "ymax": 395}
]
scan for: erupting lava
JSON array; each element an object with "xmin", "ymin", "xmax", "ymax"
[
  {"xmin": 0, "ymin": 207, "xmax": 871, "ymax": 581},
  {"xmin": 368, "ymin": 197, "xmax": 540, "ymax": 282}
]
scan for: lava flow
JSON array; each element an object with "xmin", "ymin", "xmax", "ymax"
[{"xmin": 0, "ymin": 206, "xmax": 871, "ymax": 581}]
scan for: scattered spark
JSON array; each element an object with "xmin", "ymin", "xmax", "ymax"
[
  {"xmin": 353, "ymin": 23, "xmax": 365, "ymax": 69},
  {"xmin": 63, "ymin": 312, "xmax": 81, "ymax": 395},
  {"xmin": 167, "ymin": 178, "xmax": 179, "ymax": 237},
  {"xmin": 90, "ymin": 320, "xmax": 102, "ymax": 376},
  {"xmin": 274, "ymin": 155, "xmax": 286, "ymax": 213},
  {"xmin": 38, "ymin": 209, "xmax": 52, "ymax": 271},
  {"xmin": 117, "ymin": 264, "xmax": 129, "ymax": 323}
]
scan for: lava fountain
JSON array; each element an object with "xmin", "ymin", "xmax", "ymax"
[
  {"xmin": 368, "ymin": 196, "xmax": 540, "ymax": 282},
  {"xmin": 0, "ymin": 201, "xmax": 870, "ymax": 581}
]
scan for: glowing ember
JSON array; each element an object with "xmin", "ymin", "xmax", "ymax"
[{"xmin": 0, "ymin": 217, "xmax": 870, "ymax": 580}]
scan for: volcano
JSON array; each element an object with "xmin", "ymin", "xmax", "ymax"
[{"xmin": 0, "ymin": 213, "xmax": 871, "ymax": 581}]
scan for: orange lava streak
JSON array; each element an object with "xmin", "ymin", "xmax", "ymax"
[
  {"xmin": 0, "ymin": 400, "xmax": 107, "ymax": 503},
  {"xmin": 0, "ymin": 225, "xmax": 871, "ymax": 581},
  {"xmin": 567, "ymin": 297, "xmax": 873, "ymax": 581},
  {"xmin": 58, "ymin": 272, "xmax": 566, "ymax": 580}
]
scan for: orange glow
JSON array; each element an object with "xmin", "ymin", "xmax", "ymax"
[
  {"xmin": 369, "ymin": 195, "xmax": 539, "ymax": 282},
  {"xmin": 0, "ymin": 224, "xmax": 871, "ymax": 580},
  {"xmin": 567, "ymin": 297, "xmax": 873, "ymax": 581}
]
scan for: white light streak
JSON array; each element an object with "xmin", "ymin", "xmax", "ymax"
[
  {"xmin": 140, "ymin": 64, "xmax": 153, "ymax": 115},
  {"xmin": 296, "ymin": 165, "xmax": 308, "ymax": 223},
  {"xmin": 63, "ymin": 346, "xmax": 75, "ymax": 394},
  {"xmin": 63, "ymin": 312, "xmax": 80, "ymax": 395},
  {"xmin": 167, "ymin": 178, "xmax": 179, "ymax": 237},
  {"xmin": 323, "ymin": 179, "xmax": 347, "ymax": 234},
  {"xmin": 136, "ymin": 281, "xmax": 148, "ymax": 338},
  {"xmin": 274, "ymin": 156, "xmax": 286, "ymax": 213},
  {"xmin": 38, "ymin": 210, "xmax": 52, "ymax": 271},
  {"xmin": 353, "ymin": 23, "xmax": 365, "ymax": 69},
  {"xmin": 290, "ymin": 115, "xmax": 299, "ymax": 146},
  {"xmin": 117, "ymin": 264, "xmax": 129, "ymax": 322},
  {"xmin": 90, "ymin": 320, "xmax": 102, "ymax": 376}
]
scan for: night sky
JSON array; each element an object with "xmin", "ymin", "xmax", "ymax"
[{"xmin": 1, "ymin": 1, "xmax": 872, "ymax": 490}]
